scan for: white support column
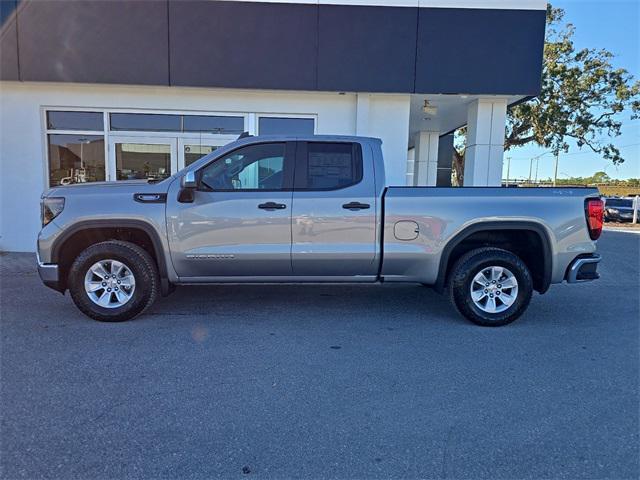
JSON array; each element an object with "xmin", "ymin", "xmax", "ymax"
[
  {"xmin": 463, "ymin": 98, "xmax": 507, "ymax": 186},
  {"xmin": 413, "ymin": 131, "xmax": 439, "ymax": 186},
  {"xmin": 406, "ymin": 148, "xmax": 415, "ymax": 186}
]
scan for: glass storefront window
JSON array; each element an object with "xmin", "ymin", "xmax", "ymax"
[
  {"xmin": 110, "ymin": 113, "xmax": 245, "ymax": 134},
  {"xmin": 110, "ymin": 113, "xmax": 181, "ymax": 132},
  {"xmin": 184, "ymin": 144, "xmax": 218, "ymax": 167},
  {"xmin": 47, "ymin": 134, "xmax": 105, "ymax": 186},
  {"xmin": 115, "ymin": 143, "xmax": 171, "ymax": 180},
  {"xmin": 47, "ymin": 111, "xmax": 104, "ymax": 131},
  {"xmin": 259, "ymin": 117, "xmax": 314, "ymax": 135},
  {"xmin": 183, "ymin": 116, "xmax": 244, "ymax": 134}
]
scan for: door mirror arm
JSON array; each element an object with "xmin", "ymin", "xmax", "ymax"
[{"xmin": 178, "ymin": 171, "xmax": 198, "ymax": 203}]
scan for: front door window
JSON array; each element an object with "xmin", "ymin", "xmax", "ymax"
[{"xmin": 200, "ymin": 143, "xmax": 287, "ymax": 191}]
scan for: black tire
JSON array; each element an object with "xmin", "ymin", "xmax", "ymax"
[
  {"xmin": 448, "ymin": 247, "xmax": 533, "ymax": 327},
  {"xmin": 68, "ymin": 240, "xmax": 159, "ymax": 322}
]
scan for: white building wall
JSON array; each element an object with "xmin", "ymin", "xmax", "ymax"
[
  {"xmin": 0, "ymin": 82, "xmax": 410, "ymax": 252},
  {"xmin": 366, "ymin": 95, "xmax": 411, "ymax": 187}
]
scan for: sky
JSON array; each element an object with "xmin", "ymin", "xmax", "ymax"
[{"xmin": 504, "ymin": 0, "xmax": 640, "ymax": 181}]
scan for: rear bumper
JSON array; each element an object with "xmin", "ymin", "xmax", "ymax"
[
  {"xmin": 566, "ymin": 254, "xmax": 601, "ymax": 283},
  {"xmin": 37, "ymin": 252, "xmax": 63, "ymax": 293}
]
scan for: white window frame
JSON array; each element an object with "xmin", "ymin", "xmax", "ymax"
[
  {"xmin": 41, "ymin": 108, "xmax": 109, "ymax": 187},
  {"xmin": 41, "ymin": 107, "xmax": 319, "ymax": 187}
]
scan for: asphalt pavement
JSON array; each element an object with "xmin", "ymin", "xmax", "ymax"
[{"xmin": 1, "ymin": 230, "xmax": 638, "ymax": 479}]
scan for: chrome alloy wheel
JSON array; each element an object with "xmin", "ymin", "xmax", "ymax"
[
  {"xmin": 84, "ymin": 259, "xmax": 136, "ymax": 308},
  {"xmin": 470, "ymin": 266, "xmax": 518, "ymax": 314}
]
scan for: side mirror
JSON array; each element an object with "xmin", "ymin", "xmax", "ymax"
[
  {"xmin": 181, "ymin": 170, "xmax": 197, "ymax": 189},
  {"xmin": 178, "ymin": 171, "xmax": 197, "ymax": 203}
]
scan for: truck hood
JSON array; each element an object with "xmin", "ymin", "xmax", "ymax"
[{"xmin": 44, "ymin": 179, "xmax": 173, "ymax": 198}]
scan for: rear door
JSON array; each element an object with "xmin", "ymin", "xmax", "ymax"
[{"xmin": 291, "ymin": 141, "xmax": 378, "ymax": 278}]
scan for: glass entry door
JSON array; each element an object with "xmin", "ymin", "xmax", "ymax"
[
  {"xmin": 177, "ymin": 136, "xmax": 237, "ymax": 170},
  {"xmin": 108, "ymin": 136, "xmax": 177, "ymax": 181}
]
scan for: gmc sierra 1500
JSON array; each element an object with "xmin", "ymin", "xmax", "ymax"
[{"xmin": 37, "ymin": 135, "xmax": 603, "ymax": 326}]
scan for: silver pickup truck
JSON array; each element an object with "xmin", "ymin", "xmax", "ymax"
[{"xmin": 37, "ymin": 135, "xmax": 604, "ymax": 326}]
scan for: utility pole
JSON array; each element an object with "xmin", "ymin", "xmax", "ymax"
[
  {"xmin": 505, "ymin": 157, "xmax": 511, "ymax": 186},
  {"xmin": 553, "ymin": 153, "xmax": 559, "ymax": 187},
  {"xmin": 534, "ymin": 157, "xmax": 540, "ymax": 184},
  {"xmin": 528, "ymin": 158, "xmax": 533, "ymax": 185}
]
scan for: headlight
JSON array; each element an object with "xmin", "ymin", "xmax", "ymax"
[
  {"xmin": 607, "ymin": 208, "xmax": 619, "ymax": 214},
  {"xmin": 41, "ymin": 197, "xmax": 65, "ymax": 226}
]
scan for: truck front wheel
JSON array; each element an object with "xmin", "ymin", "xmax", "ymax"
[
  {"xmin": 449, "ymin": 247, "xmax": 533, "ymax": 327},
  {"xmin": 68, "ymin": 240, "xmax": 159, "ymax": 322}
]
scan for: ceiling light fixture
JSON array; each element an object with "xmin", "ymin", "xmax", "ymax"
[{"xmin": 422, "ymin": 100, "xmax": 437, "ymax": 116}]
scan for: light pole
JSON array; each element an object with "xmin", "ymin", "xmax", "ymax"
[
  {"xmin": 553, "ymin": 153, "xmax": 559, "ymax": 187},
  {"xmin": 529, "ymin": 151, "xmax": 552, "ymax": 185}
]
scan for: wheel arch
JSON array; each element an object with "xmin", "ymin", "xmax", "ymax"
[
  {"xmin": 435, "ymin": 221, "xmax": 553, "ymax": 294},
  {"xmin": 50, "ymin": 220, "xmax": 171, "ymax": 295}
]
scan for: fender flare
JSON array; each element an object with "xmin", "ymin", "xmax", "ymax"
[
  {"xmin": 50, "ymin": 219, "xmax": 171, "ymax": 294},
  {"xmin": 434, "ymin": 221, "xmax": 553, "ymax": 294}
]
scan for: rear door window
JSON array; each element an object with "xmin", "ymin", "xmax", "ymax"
[{"xmin": 295, "ymin": 142, "xmax": 363, "ymax": 190}]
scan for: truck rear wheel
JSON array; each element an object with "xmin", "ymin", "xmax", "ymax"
[
  {"xmin": 68, "ymin": 240, "xmax": 159, "ymax": 322},
  {"xmin": 449, "ymin": 247, "xmax": 532, "ymax": 327}
]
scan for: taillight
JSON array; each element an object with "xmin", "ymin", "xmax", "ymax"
[{"xmin": 585, "ymin": 198, "xmax": 604, "ymax": 240}]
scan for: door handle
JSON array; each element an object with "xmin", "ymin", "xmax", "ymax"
[
  {"xmin": 258, "ymin": 202, "xmax": 287, "ymax": 211},
  {"xmin": 342, "ymin": 202, "xmax": 370, "ymax": 211}
]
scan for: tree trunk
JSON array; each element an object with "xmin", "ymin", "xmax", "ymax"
[{"xmin": 452, "ymin": 149, "xmax": 465, "ymax": 186}]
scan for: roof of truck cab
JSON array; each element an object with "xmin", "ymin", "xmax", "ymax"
[{"xmin": 234, "ymin": 134, "xmax": 382, "ymax": 145}]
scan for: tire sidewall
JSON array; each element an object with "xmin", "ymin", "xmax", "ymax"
[
  {"xmin": 69, "ymin": 243, "xmax": 156, "ymax": 322},
  {"xmin": 451, "ymin": 249, "xmax": 533, "ymax": 327}
]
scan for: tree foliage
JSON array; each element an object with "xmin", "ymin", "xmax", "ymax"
[{"xmin": 453, "ymin": 5, "xmax": 640, "ymax": 186}]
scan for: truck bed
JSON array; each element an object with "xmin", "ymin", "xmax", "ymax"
[{"xmin": 381, "ymin": 187, "xmax": 600, "ymax": 286}]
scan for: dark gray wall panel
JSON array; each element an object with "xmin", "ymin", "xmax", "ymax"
[
  {"xmin": 5, "ymin": 0, "xmax": 546, "ymax": 96},
  {"xmin": 169, "ymin": 0, "xmax": 317, "ymax": 90},
  {"xmin": 17, "ymin": 0, "xmax": 169, "ymax": 84},
  {"xmin": 317, "ymin": 4, "xmax": 417, "ymax": 93},
  {"xmin": 0, "ymin": 0, "xmax": 19, "ymax": 80},
  {"xmin": 415, "ymin": 8, "xmax": 546, "ymax": 95}
]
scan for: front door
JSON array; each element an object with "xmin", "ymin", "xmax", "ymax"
[
  {"xmin": 108, "ymin": 136, "xmax": 177, "ymax": 181},
  {"xmin": 167, "ymin": 141, "xmax": 296, "ymax": 278}
]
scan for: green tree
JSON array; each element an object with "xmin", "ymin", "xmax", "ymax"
[
  {"xmin": 453, "ymin": 5, "xmax": 640, "ymax": 185},
  {"xmin": 589, "ymin": 171, "xmax": 611, "ymax": 184}
]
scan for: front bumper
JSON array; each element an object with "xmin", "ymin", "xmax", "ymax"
[
  {"xmin": 37, "ymin": 252, "xmax": 63, "ymax": 292},
  {"xmin": 566, "ymin": 254, "xmax": 601, "ymax": 283}
]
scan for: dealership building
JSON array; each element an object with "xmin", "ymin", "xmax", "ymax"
[{"xmin": 0, "ymin": 0, "xmax": 546, "ymax": 252}]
